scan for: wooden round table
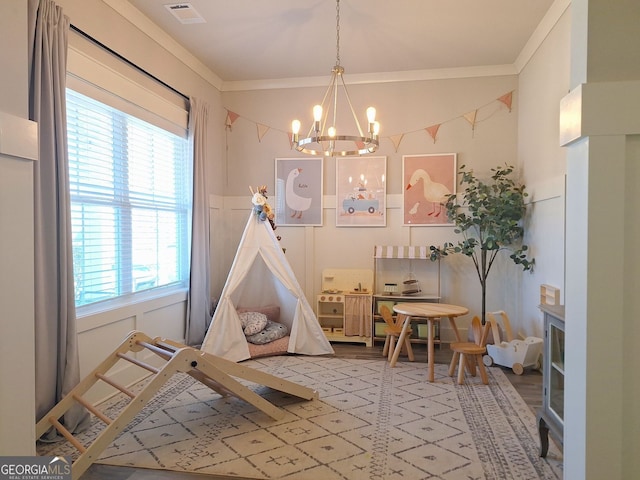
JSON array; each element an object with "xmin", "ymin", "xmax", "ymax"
[{"xmin": 392, "ymin": 302, "xmax": 469, "ymax": 382}]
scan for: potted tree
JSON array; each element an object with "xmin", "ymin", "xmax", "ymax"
[{"xmin": 429, "ymin": 164, "xmax": 535, "ymax": 324}]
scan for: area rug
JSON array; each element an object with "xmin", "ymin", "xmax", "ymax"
[{"xmin": 38, "ymin": 356, "xmax": 563, "ymax": 479}]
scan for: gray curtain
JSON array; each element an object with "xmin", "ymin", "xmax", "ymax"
[
  {"xmin": 185, "ymin": 96, "xmax": 212, "ymax": 345},
  {"xmin": 28, "ymin": 0, "xmax": 89, "ymax": 436}
]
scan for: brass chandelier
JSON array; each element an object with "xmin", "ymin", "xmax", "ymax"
[{"xmin": 291, "ymin": 0, "xmax": 380, "ymax": 157}]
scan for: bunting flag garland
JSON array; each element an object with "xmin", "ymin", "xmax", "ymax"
[
  {"xmin": 225, "ymin": 110, "xmax": 240, "ymax": 131},
  {"xmin": 257, "ymin": 124, "xmax": 270, "ymax": 142},
  {"xmin": 425, "ymin": 124, "xmax": 441, "ymax": 144},
  {"xmin": 498, "ymin": 91, "xmax": 514, "ymax": 112},
  {"xmin": 389, "ymin": 134, "xmax": 404, "ymax": 152},
  {"xmin": 463, "ymin": 110, "xmax": 478, "ymax": 130},
  {"xmin": 223, "ymin": 89, "xmax": 515, "ymax": 153}
]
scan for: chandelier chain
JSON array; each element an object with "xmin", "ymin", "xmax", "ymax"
[{"xmin": 335, "ymin": 0, "xmax": 340, "ymax": 66}]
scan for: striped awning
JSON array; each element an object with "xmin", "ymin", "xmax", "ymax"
[{"xmin": 373, "ymin": 245, "xmax": 430, "ymax": 259}]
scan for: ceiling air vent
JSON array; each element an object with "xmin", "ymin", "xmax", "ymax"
[{"xmin": 164, "ymin": 3, "xmax": 206, "ymax": 24}]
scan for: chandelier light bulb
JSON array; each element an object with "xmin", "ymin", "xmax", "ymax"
[
  {"xmin": 366, "ymin": 107, "xmax": 377, "ymax": 123},
  {"xmin": 373, "ymin": 121, "xmax": 380, "ymax": 136},
  {"xmin": 313, "ymin": 105, "xmax": 323, "ymax": 122},
  {"xmin": 291, "ymin": 119, "xmax": 301, "ymax": 135},
  {"xmin": 328, "ymin": 126, "xmax": 336, "ymax": 137}
]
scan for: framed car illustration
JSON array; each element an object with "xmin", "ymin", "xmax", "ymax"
[{"xmin": 336, "ymin": 156, "xmax": 386, "ymax": 227}]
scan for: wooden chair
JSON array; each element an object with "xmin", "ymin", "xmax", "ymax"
[
  {"xmin": 379, "ymin": 305, "xmax": 414, "ymax": 362},
  {"xmin": 448, "ymin": 315, "xmax": 493, "ymax": 385}
]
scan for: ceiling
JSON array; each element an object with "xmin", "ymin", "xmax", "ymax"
[{"xmin": 122, "ymin": 0, "xmax": 556, "ymax": 88}]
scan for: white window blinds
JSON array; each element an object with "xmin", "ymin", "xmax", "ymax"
[{"xmin": 67, "ymin": 89, "xmax": 191, "ymax": 307}]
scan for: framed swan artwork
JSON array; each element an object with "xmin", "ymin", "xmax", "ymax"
[
  {"xmin": 402, "ymin": 153, "xmax": 457, "ymax": 226},
  {"xmin": 274, "ymin": 157, "xmax": 323, "ymax": 226}
]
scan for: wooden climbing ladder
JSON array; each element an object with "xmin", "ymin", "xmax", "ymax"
[{"xmin": 36, "ymin": 331, "xmax": 318, "ymax": 480}]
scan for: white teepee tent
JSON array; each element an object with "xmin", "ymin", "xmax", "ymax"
[{"xmin": 201, "ymin": 212, "xmax": 334, "ymax": 362}]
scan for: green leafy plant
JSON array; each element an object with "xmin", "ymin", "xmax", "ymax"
[{"xmin": 429, "ymin": 164, "xmax": 535, "ymax": 323}]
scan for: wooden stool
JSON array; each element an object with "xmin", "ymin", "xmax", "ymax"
[
  {"xmin": 449, "ymin": 316, "xmax": 492, "ymax": 384},
  {"xmin": 379, "ymin": 305, "xmax": 414, "ymax": 362}
]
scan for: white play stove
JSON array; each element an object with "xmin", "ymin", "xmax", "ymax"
[{"xmin": 316, "ymin": 269, "xmax": 373, "ymax": 346}]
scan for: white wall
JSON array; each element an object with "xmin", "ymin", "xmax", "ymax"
[
  {"xmin": 0, "ymin": 120, "xmax": 37, "ymax": 454},
  {"xmin": 0, "ymin": 0, "xmax": 28, "ymax": 116},
  {"xmin": 0, "ymin": 0, "xmax": 36, "ymax": 455},
  {"xmin": 518, "ymin": 6, "xmax": 571, "ymax": 337},
  {"xmin": 622, "ymin": 134, "xmax": 640, "ymax": 478},
  {"xmin": 561, "ymin": 1, "xmax": 640, "ymax": 476}
]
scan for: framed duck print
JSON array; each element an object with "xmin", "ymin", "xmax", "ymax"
[
  {"xmin": 336, "ymin": 156, "xmax": 386, "ymax": 227},
  {"xmin": 402, "ymin": 153, "xmax": 457, "ymax": 226},
  {"xmin": 275, "ymin": 157, "xmax": 323, "ymax": 226}
]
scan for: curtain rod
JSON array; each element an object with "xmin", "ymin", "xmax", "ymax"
[{"xmin": 70, "ymin": 24, "xmax": 189, "ymax": 102}]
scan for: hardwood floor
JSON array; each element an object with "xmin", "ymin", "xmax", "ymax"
[{"xmin": 80, "ymin": 342, "xmax": 543, "ymax": 480}]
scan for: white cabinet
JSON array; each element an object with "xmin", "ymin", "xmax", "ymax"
[{"xmin": 537, "ymin": 304, "xmax": 565, "ymax": 456}]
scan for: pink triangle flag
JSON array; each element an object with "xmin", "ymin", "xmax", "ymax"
[
  {"xmin": 425, "ymin": 124, "xmax": 441, "ymax": 143},
  {"xmin": 498, "ymin": 91, "xmax": 513, "ymax": 112},
  {"xmin": 225, "ymin": 110, "xmax": 240, "ymax": 130}
]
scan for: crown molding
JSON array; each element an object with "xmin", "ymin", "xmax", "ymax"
[
  {"xmin": 221, "ymin": 64, "xmax": 518, "ymax": 92},
  {"xmin": 514, "ymin": 0, "xmax": 571, "ymax": 73}
]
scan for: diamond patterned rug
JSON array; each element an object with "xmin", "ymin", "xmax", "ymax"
[{"xmin": 38, "ymin": 356, "xmax": 563, "ymax": 479}]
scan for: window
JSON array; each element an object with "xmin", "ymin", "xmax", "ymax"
[{"xmin": 67, "ymin": 89, "xmax": 191, "ymax": 307}]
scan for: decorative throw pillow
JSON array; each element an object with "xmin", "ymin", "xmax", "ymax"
[
  {"xmin": 237, "ymin": 305, "xmax": 280, "ymax": 323},
  {"xmin": 245, "ymin": 320, "xmax": 289, "ymax": 345},
  {"xmin": 239, "ymin": 311, "xmax": 269, "ymax": 336}
]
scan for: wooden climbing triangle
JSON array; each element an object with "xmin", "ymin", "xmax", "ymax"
[{"xmin": 36, "ymin": 331, "xmax": 318, "ymax": 479}]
